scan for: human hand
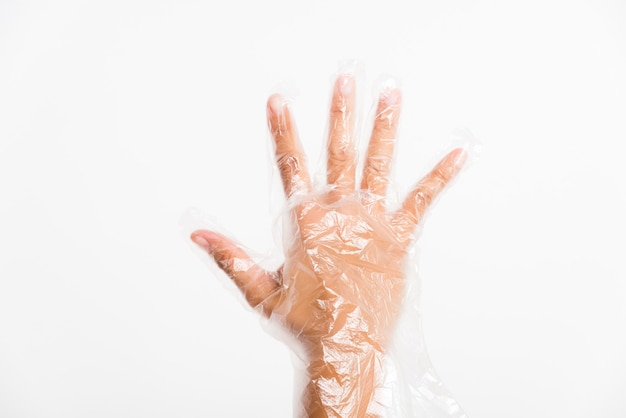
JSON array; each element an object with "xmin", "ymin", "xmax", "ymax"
[{"xmin": 191, "ymin": 74, "xmax": 466, "ymax": 417}]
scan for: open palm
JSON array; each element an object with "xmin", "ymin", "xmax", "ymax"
[{"xmin": 191, "ymin": 74, "xmax": 466, "ymax": 417}]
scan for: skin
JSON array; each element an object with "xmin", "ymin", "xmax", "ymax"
[{"xmin": 191, "ymin": 74, "xmax": 467, "ymax": 417}]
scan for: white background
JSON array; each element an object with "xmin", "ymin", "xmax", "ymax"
[{"xmin": 1, "ymin": 0, "xmax": 625, "ymax": 417}]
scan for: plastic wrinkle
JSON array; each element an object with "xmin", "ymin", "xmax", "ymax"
[{"xmin": 184, "ymin": 69, "xmax": 478, "ymax": 418}]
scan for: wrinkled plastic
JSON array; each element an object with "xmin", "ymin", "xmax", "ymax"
[{"xmin": 183, "ymin": 68, "xmax": 476, "ymax": 417}]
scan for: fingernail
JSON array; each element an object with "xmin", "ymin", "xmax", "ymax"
[
  {"xmin": 191, "ymin": 234, "xmax": 210, "ymax": 250},
  {"xmin": 381, "ymin": 87, "xmax": 401, "ymax": 106},
  {"xmin": 267, "ymin": 93, "xmax": 286, "ymax": 117},
  {"xmin": 267, "ymin": 94, "xmax": 288, "ymax": 134},
  {"xmin": 337, "ymin": 74, "xmax": 355, "ymax": 96},
  {"xmin": 453, "ymin": 148, "xmax": 468, "ymax": 168}
]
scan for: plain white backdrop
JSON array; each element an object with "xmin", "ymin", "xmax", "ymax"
[{"xmin": 1, "ymin": 0, "xmax": 625, "ymax": 417}]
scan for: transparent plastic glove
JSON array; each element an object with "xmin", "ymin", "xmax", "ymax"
[{"xmin": 190, "ymin": 74, "xmax": 467, "ymax": 418}]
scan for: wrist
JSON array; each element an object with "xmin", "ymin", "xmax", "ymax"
[{"xmin": 302, "ymin": 337, "xmax": 386, "ymax": 417}]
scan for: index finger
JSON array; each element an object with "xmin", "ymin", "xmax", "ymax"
[
  {"xmin": 392, "ymin": 148, "xmax": 467, "ymax": 237},
  {"xmin": 267, "ymin": 94, "xmax": 311, "ymax": 199}
]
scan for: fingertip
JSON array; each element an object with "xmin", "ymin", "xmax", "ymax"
[
  {"xmin": 450, "ymin": 147, "xmax": 468, "ymax": 169},
  {"xmin": 191, "ymin": 229, "xmax": 223, "ymax": 250},
  {"xmin": 381, "ymin": 87, "xmax": 402, "ymax": 107},
  {"xmin": 267, "ymin": 94, "xmax": 291, "ymax": 135},
  {"xmin": 267, "ymin": 93, "xmax": 287, "ymax": 117},
  {"xmin": 335, "ymin": 73, "xmax": 355, "ymax": 97},
  {"xmin": 190, "ymin": 231, "xmax": 210, "ymax": 251}
]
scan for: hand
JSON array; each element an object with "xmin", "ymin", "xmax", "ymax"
[{"xmin": 191, "ymin": 74, "xmax": 466, "ymax": 417}]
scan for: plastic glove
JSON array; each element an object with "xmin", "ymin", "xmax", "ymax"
[{"xmin": 191, "ymin": 74, "xmax": 467, "ymax": 417}]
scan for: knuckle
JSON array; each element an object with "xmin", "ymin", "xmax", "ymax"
[
  {"xmin": 366, "ymin": 155, "xmax": 391, "ymax": 177},
  {"xmin": 414, "ymin": 189, "xmax": 433, "ymax": 208},
  {"xmin": 327, "ymin": 145, "xmax": 353, "ymax": 166}
]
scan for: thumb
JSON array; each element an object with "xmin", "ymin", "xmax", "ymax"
[{"xmin": 191, "ymin": 230, "xmax": 281, "ymax": 314}]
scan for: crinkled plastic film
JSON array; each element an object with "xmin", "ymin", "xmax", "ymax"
[{"xmin": 182, "ymin": 66, "xmax": 478, "ymax": 418}]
